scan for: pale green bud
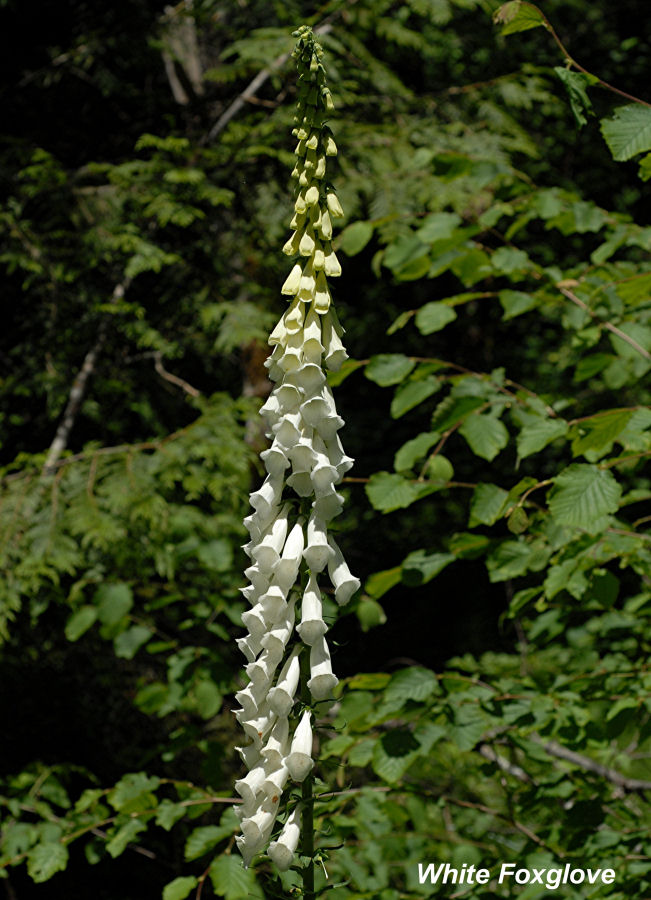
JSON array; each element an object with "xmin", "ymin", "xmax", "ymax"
[
  {"xmin": 305, "ymin": 185, "xmax": 319, "ymax": 206},
  {"xmin": 284, "ymin": 296, "xmax": 305, "ymax": 332},
  {"xmin": 291, "ymin": 161, "xmax": 302, "ymax": 180},
  {"xmin": 281, "ymin": 263, "xmax": 303, "ymax": 296},
  {"xmin": 306, "ymin": 131, "xmax": 319, "ymax": 151},
  {"xmin": 304, "ymin": 148, "xmax": 317, "ymax": 171},
  {"xmin": 296, "ymin": 126, "xmax": 309, "ymax": 140},
  {"xmin": 282, "ymin": 231, "xmax": 300, "ymax": 256},
  {"xmin": 295, "ymin": 191, "xmax": 307, "ymax": 214},
  {"xmin": 326, "ymin": 191, "xmax": 344, "ymax": 218},
  {"xmin": 299, "ymin": 226, "xmax": 316, "ymax": 257},
  {"xmin": 315, "ymin": 154, "xmax": 326, "ymax": 179},
  {"xmin": 298, "ymin": 257, "xmax": 316, "ymax": 301},
  {"xmin": 324, "ymin": 247, "xmax": 341, "ymax": 278},
  {"xmin": 322, "ymin": 88, "xmax": 335, "ymax": 112},
  {"xmin": 290, "ymin": 211, "xmax": 305, "ymax": 230},
  {"xmin": 319, "ymin": 209, "xmax": 332, "ymax": 240},
  {"xmin": 324, "ymin": 135, "xmax": 337, "ymax": 157},
  {"xmin": 294, "ymin": 139, "xmax": 306, "ymax": 156},
  {"xmin": 299, "ymin": 170, "xmax": 310, "ymax": 187},
  {"xmin": 314, "ymin": 270, "xmax": 331, "ymax": 314},
  {"xmin": 313, "ymin": 247, "xmax": 325, "ymax": 270}
]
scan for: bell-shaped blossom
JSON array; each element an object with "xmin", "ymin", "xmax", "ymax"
[
  {"xmin": 268, "ymin": 805, "xmax": 302, "ymax": 871},
  {"xmin": 296, "ymin": 573, "xmax": 327, "ymax": 646},
  {"xmin": 268, "ymin": 646, "xmax": 301, "ymax": 716},
  {"xmin": 261, "ymin": 597, "xmax": 296, "ymax": 659},
  {"xmin": 274, "ymin": 522, "xmax": 305, "ymax": 595},
  {"xmin": 286, "ymin": 709, "xmax": 314, "ymax": 782},
  {"xmin": 307, "ymin": 635, "xmax": 338, "ymax": 701},
  {"xmin": 251, "ymin": 503, "xmax": 290, "ymax": 572},
  {"xmin": 261, "ymin": 715, "xmax": 289, "ymax": 768},
  {"xmin": 303, "ymin": 511, "xmax": 333, "ymax": 572},
  {"xmin": 328, "ymin": 536, "xmax": 361, "ymax": 606}
]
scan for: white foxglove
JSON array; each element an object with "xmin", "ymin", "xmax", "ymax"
[{"xmin": 235, "ymin": 25, "xmax": 359, "ymax": 871}]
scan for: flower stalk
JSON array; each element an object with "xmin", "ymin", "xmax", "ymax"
[{"xmin": 233, "ymin": 24, "xmax": 359, "ymax": 884}]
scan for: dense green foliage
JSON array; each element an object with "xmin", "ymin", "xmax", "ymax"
[{"xmin": 1, "ymin": 0, "xmax": 650, "ymax": 897}]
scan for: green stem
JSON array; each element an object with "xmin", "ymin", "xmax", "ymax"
[{"xmin": 300, "ymin": 648, "xmax": 316, "ymax": 899}]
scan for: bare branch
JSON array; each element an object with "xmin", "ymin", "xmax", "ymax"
[
  {"xmin": 533, "ymin": 736, "xmax": 651, "ymax": 793},
  {"xmin": 41, "ymin": 282, "xmax": 128, "ymax": 477},
  {"xmin": 557, "ymin": 282, "xmax": 651, "ymax": 361},
  {"xmin": 153, "ymin": 351, "xmax": 201, "ymax": 397}
]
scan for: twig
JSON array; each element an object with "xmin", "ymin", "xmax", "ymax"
[
  {"xmin": 557, "ymin": 284, "xmax": 651, "ymax": 361},
  {"xmin": 478, "ymin": 744, "xmax": 532, "ymax": 783},
  {"xmin": 42, "ymin": 281, "xmax": 129, "ymax": 476},
  {"xmin": 533, "ymin": 737, "xmax": 651, "ymax": 793},
  {"xmin": 153, "ymin": 351, "xmax": 201, "ymax": 397}
]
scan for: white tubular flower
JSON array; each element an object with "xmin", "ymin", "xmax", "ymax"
[
  {"xmin": 261, "ymin": 597, "xmax": 296, "ymax": 658},
  {"xmin": 307, "ymin": 635, "xmax": 338, "ymax": 701},
  {"xmin": 251, "ymin": 503, "xmax": 290, "ymax": 573},
  {"xmin": 268, "ymin": 805, "xmax": 302, "ymax": 871},
  {"xmin": 236, "ymin": 27, "xmax": 359, "ymax": 870},
  {"xmin": 250, "ymin": 475, "xmax": 283, "ymax": 520},
  {"xmin": 286, "ymin": 709, "xmax": 314, "ymax": 782},
  {"xmin": 303, "ymin": 511, "xmax": 334, "ymax": 572},
  {"xmin": 322, "ymin": 310, "xmax": 348, "ymax": 371},
  {"xmin": 261, "ymin": 715, "xmax": 289, "ymax": 768},
  {"xmin": 274, "ymin": 522, "xmax": 305, "ymax": 593},
  {"xmin": 246, "ymin": 645, "xmax": 284, "ymax": 687},
  {"xmin": 268, "ymin": 646, "xmax": 301, "ymax": 716},
  {"xmin": 236, "ymin": 632, "xmax": 263, "ymax": 664},
  {"xmin": 328, "ymin": 536, "xmax": 361, "ymax": 606},
  {"xmin": 296, "ymin": 572, "xmax": 327, "ymax": 646},
  {"xmin": 263, "ymin": 763, "xmax": 290, "ymax": 801},
  {"xmin": 235, "ymin": 763, "xmax": 267, "ymax": 814}
]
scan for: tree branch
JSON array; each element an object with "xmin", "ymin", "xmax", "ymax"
[
  {"xmin": 42, "ymin": 281, "xmax": 128, "ymax": 477},
  {"xmin": 534, "ymin": 737, "xmax": 651, "ymax": 793},
  {"xmin": 557, "ymin": 282, "xmax": 651, "ymax": 361}
]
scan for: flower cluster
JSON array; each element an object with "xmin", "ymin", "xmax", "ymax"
[{"xmin": 234, "ymin": 27, "xmax": 359, "ymax": 871}]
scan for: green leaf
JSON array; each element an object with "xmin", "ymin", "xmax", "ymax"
[
  {"xmin": 327, "ymin": 358, "xmax": 364, "ymax": 386},
  {"xmin": 96, "ymin": 582, "xmax": 133, "ymax": 626},
  {"xmin": 516, "ymin": 417, "xmax": 568, "ymax": 458},
  {"xmin": 114, "ymin": 625, "xmax": 152, "ymax": 659},
  {"xmin": 106, "ymin": 819, "xmax": 147, "ymax": 859},
  {"xmin": 492, "ymin": 246, "xmax": 529, "ymax": 274},
  {"xmin": 108, "ymin": 772, "xmax": 160, "ymax": 813},
  {"xmin": 554, "ymin": 67, "xmax": 595, "ymax": 127},
  {"xmin": 600, "ymin": 104, "xmax": 651, "ymax": 161},
  {"xmin": 498, "ymin": 289, "xmax": 537, "ymax": 319},
  {"xmin": 394, "ymin": 431, "xmax": 440, "ymax": 471},
  {"xmin": 507, "ymin": 506, "xmax": 529, "ymax": 534},
  {"xmin": 197, "ymin": 538, "xmax": 233, "ymax": 572},
  {"xmin": 549, "ymin": 464, "xmax": 622, "ymax": 532},
  {"xmin": 192, "ymin": 678, "xmax": 222, "ymax": 719},
  {"xmin": 356, "ymin": 595, "xmax": 388, "ymax": 631},
  {"xmin": 385, "ymin": 667, "xmax": 439, "ymax": 704},
  {"xmin": 365, "ymin": 566, "xmax": 402, "ymax": 599},
  {"xmin": 365, "ymin": 472, "xmax": 435, "ymax": 512},
  {"xmin": 459, "ymin": 414, "xmax": 508, "ymax": 461},
  {"xmin": 65, "ymin": 605, "xmax": 98, "ymax": 642},
  {"xmin": 469, "ymin": 483, "xmax": 508, "ymax": 527},
  {"xmin": 365, "ymin": 354, "xmax": 415, "ymax": 386},
  {"xmin": 209, "ymin": 854, "xmax": 263, "ymax": 900},
  {"xmin": 156, "ymin": 799, "xmax": 187, "ymax": 831},
  {"xmin": 450, "ymin": 704, "xmax": 489, "ymax": 751},
  {"xmin": 423, "ymin": 454, "xmax": 454, "ymax": 483},
  {"xmin": 494, "ymin": 1, "xmax": 546, "ymax": 35},
  {"xmin": 338, "ymin": 220, "xmax": 373, "ymax": 256},
  {"xmin": 414, "ymin": 301, "xmax": 457, "ymax": 335},
  {"xmin": 416, "ymin": 211, "xmax": 461, "ymax": 242},
  {"xmin": 163, "ymin": 877, "xmax": 198, "ymax": 900},
  {"xmin": 431, "ymin": 395, "xmax": 485, "ymax": 432},
  {"xmin": 383, "ymin": 233, "xmax": 428, "ymax": 273},
  {"xmin": 570, "ymin": 409, "xmax": 634, "ymax": 458},
  {"xmin": 402, "ymin": 550, "xmax": 455, "ymax": 585},
  {"xmin": 639, "ymin": 153, "xmax": 651, "ymax": 181},
  {"xmin": 186, "ymin": 823, "xmax": 234, "ymax": 861},
  {"xmin": 372, "ymin": 730, "xmax": 421, "ymax": 783},
  {"xmin": 391, "ymin": 377, "xmax": 440, "ymax": 418},
  {"xmin": 27, "ymin": 843, "xmax": 69, "ymax": 883}
]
